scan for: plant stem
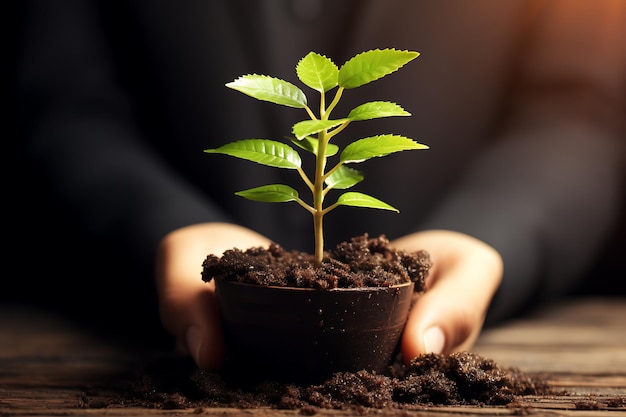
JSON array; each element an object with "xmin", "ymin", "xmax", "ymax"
[
  {"xmin": 313, "ymin": 89, "xmax": 331, "ymax": 266},
  {"xmin": 313, "ymin": 131, "xmax": 327, "ymax": 266},
  {"xmin": 313, "ymin": 208, "xmax": 324, "ymax": 266}
]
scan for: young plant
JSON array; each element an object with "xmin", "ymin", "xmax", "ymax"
[{"xmin": 205, "ymin": 48, "xmax": 428, "ymax": 266}]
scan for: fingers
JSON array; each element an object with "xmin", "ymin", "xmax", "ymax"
[
  {"xmin": 161, "ymin": 279, "xmax": 224, "ymax": 370},
  {"xmin": 155, "ymin": 222, "xmax": 272, "ymax": 370},
  {"xmin": 391, "ymin": 230, "xmax": 502, "ymax": 364}
]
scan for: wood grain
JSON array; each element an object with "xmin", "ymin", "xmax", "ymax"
[{"xmin": 1, "ymin": 297, "xmax": 625, "ymax": 416}]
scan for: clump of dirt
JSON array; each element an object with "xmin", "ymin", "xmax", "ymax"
[
  {"xmin": 108, "ymin": 351, "xmax": 551, "ymax": 412},
  {"xmin": 202, "ymin": 233, "xmax": 431, "ymax": 290}
]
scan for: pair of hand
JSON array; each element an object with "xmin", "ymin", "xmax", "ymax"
[{"xmin": 156, "ymin": 222, "xmax": 502, "ymax": 370}]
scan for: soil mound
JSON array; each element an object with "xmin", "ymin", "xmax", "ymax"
[
  {"xmin": 202, "ymin": 233, "xmax": 431, "ymax": 290},
  {"xmin": 112, "ymin": 351, "xmax": 551, "ymax": 412}
]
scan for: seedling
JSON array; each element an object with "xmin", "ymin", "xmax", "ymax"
[{"xmin": 205, "ymin": 48, "xmax": 428, "ymax": 265}]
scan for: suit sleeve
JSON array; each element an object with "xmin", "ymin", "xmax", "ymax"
[
  {"xmin": 419, "ymin": 0, "xmax": 626, "ymax": 322},
  {"xmin": 15, "ymin": 0, "xmax": 232, "ymax": 271}
]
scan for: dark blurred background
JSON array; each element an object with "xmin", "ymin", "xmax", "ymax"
[{"xmin": 2, "ymin": 3, "xmax": 624, "ymax": 344}]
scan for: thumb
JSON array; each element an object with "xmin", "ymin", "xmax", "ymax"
[
  {"xmin": 396, "ymin": 231, "xmax": 502, "ymax": 364},
  {"xmin": 401, "ymin": 282, "xmax": 482, "ymax": 362}
]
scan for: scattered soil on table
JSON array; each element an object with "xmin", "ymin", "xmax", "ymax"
[
  {"xmin": 201, "ymin": 233, "xmax": 431, "ymax": 290},
  {"xmin": 103, "ymin": 351, "xmax": 551, "ymax": 413}
]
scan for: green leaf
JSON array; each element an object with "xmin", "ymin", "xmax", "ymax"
[
  {"xmin": 292, "ymin": 119, "xmax": 349, "ymax": 140},
  {"xmin": 340, "ymin": 134, "xmax": 428, "ymax": 164},
  {"xmin": 226, "ymin": 74, "xmax": 307, "ymax": 108},
  {"xmin": 296, "ymin": 52, "xmax": 339, "ymax": 93},
  {"xmin": 348, "ymin": 101, "xmax": 410, "ymax": 121},
  {"xmin": 235, "ymin": 184, "xmax": 299, "ymax": 203},
  {"xmin": 338, "ymin": 49, "xmax": 419, "ymax": 89},
  {"xmin": 335, "ymin": 192, "xmax": 399, "ymax": 212},
  {"xmin": 204, "ymin": 139, "xmax": 301, "ymax": 169},
  {"xmin": 325, "ymin": 165, "xmax": 364, "ymax": 189},
  {"xmin": 291, "ymin": 136, "xmax": 339, "ymax": 157}
]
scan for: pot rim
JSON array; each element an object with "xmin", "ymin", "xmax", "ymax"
[{"xmin": 215, "ymin": 279, "xmax": 414, "ymax": 292}]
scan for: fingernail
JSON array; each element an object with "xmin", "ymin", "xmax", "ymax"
[
  {"xmin": 186, "ymin": 326, "xmax": 202, "ymax": 364},
  {"xmin": 423, "ymin": 326, "xmax": 445, "ymax": 354}
]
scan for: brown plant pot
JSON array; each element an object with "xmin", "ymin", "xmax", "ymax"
[{"xmin": 215, "ymin": 279, "xmax": 415, "ymax": 385}]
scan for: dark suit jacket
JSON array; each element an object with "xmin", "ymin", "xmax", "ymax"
[{"xmin": 13, "ymin": 0, "xmax": 626, "ymax": 326}]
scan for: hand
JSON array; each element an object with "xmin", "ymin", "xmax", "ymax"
[
  {"xmin": 391, "ymin": 230, "xmax": 502, "ymax": 363},
  {"xmin": 155, "ymin": 222, "xmax": 272, "ymax": 370}
]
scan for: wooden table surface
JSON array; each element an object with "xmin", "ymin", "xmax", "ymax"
[{"xmin": 1, "ymin": 296, "xmax": 625, "ymax": 416}]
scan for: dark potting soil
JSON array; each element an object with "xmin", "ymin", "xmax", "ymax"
[
  {"xmin": 111, "ymin": 351, "xmax": 551, "ymax": 412},
  {"xmin": 97, "ymin": 234, "xmax": 549, "ymax": 412},
  {"xmin": 202, "ymin": 233, "xmax": 431, "ymax": 290}
]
